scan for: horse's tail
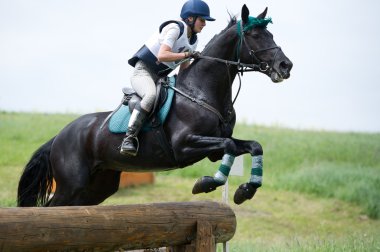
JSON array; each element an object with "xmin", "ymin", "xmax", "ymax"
[{"xmin": 17, "ymin": 137, "xmax": 55, "ymax": 207}]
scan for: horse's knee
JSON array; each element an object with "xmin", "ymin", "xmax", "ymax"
[
  {"xmin": 252, "ymin": 141, "xmax": 263, "ymax": 156},
  {"xmin": 224, "ymin": 138, "xmax": 237, "ymax": 154}
]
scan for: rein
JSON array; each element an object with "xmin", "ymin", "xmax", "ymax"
[
  {"xmin": 196, "ymin": 55, "xmax": 264, "ymax": 72},
  {"xmin": 162, "ymin": 81, "xmax": 228, "ymax": 124}
]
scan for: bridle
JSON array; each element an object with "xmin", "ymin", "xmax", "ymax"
[
  {"xmin": 164, "ymin": 18, "xmax": 283, "ymax": 123},
  {"xmin": 236, "ymin": 18, "xmax": 282, "ymax": 74},
  {"xmin": 199, "ymin": 20, "xmax": 282, "ymax": 72},
  {"xmin": 195, "ymin": 21, "xmax": 282, "ymax": 104}
]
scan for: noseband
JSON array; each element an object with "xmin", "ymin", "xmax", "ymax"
[{"xmin": 246, "ymin": 44, "xmax": 281, "ymax": 72}]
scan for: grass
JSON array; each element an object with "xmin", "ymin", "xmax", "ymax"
[
  {"xmin": 277, "ymin": 162, "xmax": 380, "ymax": 219},
  {"xmin": 1, "ymin": 111, "xmax": 379, "ymax": 251},
  {"xmin": 0, "ymin": 111, "xmax": 78, "ymax": 166}
]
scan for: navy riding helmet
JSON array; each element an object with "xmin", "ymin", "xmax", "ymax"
[{"xmin": 180, "ymin": 0, "xmax": 216, "ymax": 21}]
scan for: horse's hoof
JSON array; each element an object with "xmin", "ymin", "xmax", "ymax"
[
  {"xmin": 192, "ymin": 176, "xmax": 223, "ymax": 194},
  {"xmin": 233, "ymin": 183, "xmax": 257, "ymax": 205}
]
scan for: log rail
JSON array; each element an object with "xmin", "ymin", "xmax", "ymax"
[{"xmin": 0, "ymin": 201, "xmax": 236, "ymax": 252}]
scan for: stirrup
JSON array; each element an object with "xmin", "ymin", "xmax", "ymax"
[{"xmin": 120, "ymin": 136, "xmax": 140, "ymax": 156}]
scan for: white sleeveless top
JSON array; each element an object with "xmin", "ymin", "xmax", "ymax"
[
  {"xmin": 145, "ymin": 20, "xmax": 198, "ymax": 69},
  {"xmin": 128, "ymin": 20, "xmax": 198, "ymax": 76}
]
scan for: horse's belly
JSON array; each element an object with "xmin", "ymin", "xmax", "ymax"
[{"xmin": 105, "ymin": 130, "xmax": 178, "ymax": 172}]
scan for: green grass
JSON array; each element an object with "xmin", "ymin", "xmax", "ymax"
[
  {"xmin": 278, "ymin": 162, "xmax": 380, "ymax": 219},
  {"xmin": 0, "ymin": 111, "xmax": 78, "ymax": 166},
  {"xmin": 1, "ymin": 112, "xmax": 379, "ymax": 251}
]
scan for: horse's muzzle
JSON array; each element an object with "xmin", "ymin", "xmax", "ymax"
[{"xmin": 279, "ymin": 59, "xmax": 293, "ymax": 79}]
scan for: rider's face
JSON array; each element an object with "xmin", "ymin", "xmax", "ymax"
[
  {"xmin": 193, "ymin": 17, "xmax": 206, "ymax": 33},
  {"xmin": 188, "ymin": 17, "xmax": 206, "ymax": 33}
]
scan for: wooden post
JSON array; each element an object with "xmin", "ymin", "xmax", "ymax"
[
  {"xmin": 168, "ymin": 221, "xmax": 216, "ymax": 252},
  {"xmin": 195, "ymin": 221, "xmax": 215, "ymax": 252},
  {"xmin": 0, "ymin": 201, "xmax": 236, "ymax": 251}
]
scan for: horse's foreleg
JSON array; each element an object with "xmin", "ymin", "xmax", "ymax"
[{"xmin": 187, "ymin": 135, "xmax": 263, "ymax": 205}]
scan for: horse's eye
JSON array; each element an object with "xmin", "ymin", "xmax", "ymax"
[{"xmin": 250, "ymin": 34, "xmax": 260, "ymax": 39}]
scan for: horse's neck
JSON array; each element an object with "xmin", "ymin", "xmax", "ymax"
[{"xmin": 179, "ymin": 30, "xmax": 239, "ymax": 113}]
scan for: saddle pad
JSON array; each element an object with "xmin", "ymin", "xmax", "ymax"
[{"xmin": 108, "ymin": 76, "xmax": 175, "ymax": 133}]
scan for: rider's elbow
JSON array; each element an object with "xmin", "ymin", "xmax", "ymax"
[
  {"xmin": 157, "ymin": 53, "xmax": 164, "ymax": 62},
  {"xmin": 157, "ymin": 51, "xmax": 169, "ymax": 63}
]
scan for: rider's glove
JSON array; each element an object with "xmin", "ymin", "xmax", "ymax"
[{"xmin": 189, "ymin": 51, "xmax": 201, "ymax": 59}]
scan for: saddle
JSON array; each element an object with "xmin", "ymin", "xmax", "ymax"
[
  {"xmin": 107, "ymin": 76, "xmax": 176, "ymax": 134},
  {"xmin": 122, "ymin": 77, "xmax": 170, "ymax": 118}
]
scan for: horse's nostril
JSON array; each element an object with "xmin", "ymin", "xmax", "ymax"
[{"xmin": 280, "ymin": 60, "xmax": 293, "ymax": 71}]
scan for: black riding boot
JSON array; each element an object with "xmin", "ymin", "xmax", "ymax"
[{"xmin": 120, "ymin": 107, "xmax": 148, "ymax": 156}]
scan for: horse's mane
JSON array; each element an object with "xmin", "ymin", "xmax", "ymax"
[
  {"xmin": 201, "ymin": 14, "xmax": 273, "ymax": 54},
  {"xmin": 202, "ymin": 15, "xmax": 237, "ymax": 54}
]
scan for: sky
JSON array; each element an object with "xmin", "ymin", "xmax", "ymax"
[{"xmin": 1, "ymin": 0, "xmax": 379, "ymax": 133}]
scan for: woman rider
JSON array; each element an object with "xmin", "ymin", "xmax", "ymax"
[{"xmin": 120, "ymin": 0, "xmax": 215, "ymax": 156}]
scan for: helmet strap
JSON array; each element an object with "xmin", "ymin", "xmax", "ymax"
[{"xmin": 185, "ymin": 16, "xmax": 198, "ymax": 35}]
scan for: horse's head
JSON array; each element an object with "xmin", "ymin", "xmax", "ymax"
[{"xmin": 238, "ymin": 5, "xmax": 293, "ymax": 83}]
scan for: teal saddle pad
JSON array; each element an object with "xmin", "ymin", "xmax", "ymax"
[{"xmin": 108, "ymin": 76, "xmax": 176, "ymax": 133}]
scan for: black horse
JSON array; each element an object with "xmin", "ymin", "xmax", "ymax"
[{"xmin": 17, "ymin": 5, "xmax": 292, "ymax": 207}]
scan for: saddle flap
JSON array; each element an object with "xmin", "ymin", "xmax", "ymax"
[
  {"xmin": 121, "ymin": 77, "xmax": 171, "ymax": 115},
  {"xmin": 109, "ymin": 76, "xmax": 175, "ymax": 133}
]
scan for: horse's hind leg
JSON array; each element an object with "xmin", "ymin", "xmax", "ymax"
[
  {"xmin": 48, "ymin": 170, "xmax": 90, "ymax": 206},
  {"xmin": 47, "ymin": 150, "xmax": 92, "ymax": 206},
  {"xmin": 49, "ymin": 168, "xmax": 121, "ymax": 206},
  {"xmin": 73, "ymin": 169, "xmax": 121, "ymax": 205}
]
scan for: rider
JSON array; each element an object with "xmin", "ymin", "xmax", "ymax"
[{"xmin": 120, "ymin": 0, "xmax": 216, "ymax": 156}]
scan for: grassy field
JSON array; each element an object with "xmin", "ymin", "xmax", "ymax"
[{"xmin": 0, "ymin": 111, "xmax": 379, "ymax": 251}]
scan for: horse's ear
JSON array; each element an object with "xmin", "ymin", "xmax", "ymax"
[
  {"xmin": 257, "ymin": 7, "xmax": 268, "ymax": 19},
  {"xmin": 241, "ymin": 4, "xmax": 249, "ymax": 25}
]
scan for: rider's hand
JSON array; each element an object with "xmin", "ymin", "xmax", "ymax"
[{"xmin": 189, "ymin": 51, "xmax": 201, "ymax": 59}]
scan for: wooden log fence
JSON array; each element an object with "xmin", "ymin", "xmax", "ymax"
[{"xmin": 0, "ymin": 201, "xmax": 236, "ymax": 252}]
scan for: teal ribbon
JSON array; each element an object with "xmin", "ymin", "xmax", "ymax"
[
  {"xmin": 236, "ymin": 16, "xmax": 273, "ymax": 59},
  {"xmin": 237, "ymin": 16, "xmax": 272, "ymax": 34}
]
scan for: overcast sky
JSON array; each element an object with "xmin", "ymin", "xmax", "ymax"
[{"xmin": 1, "ymin": 0, "xmax": 379, "ymax": 133}]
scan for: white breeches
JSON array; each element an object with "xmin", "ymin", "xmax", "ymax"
[{"xmin": 130, "ymin": 61, "xmax": 157, "ymax": 112}]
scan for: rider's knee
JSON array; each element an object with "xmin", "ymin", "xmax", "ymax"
[{"xmin": 141, "ymin": 91, "xmax": 156, "ymax": 112}]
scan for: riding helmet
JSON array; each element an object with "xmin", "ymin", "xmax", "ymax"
[{"xmin": 180, "ymin": 0, "xmax": 216, "ymax": 21}]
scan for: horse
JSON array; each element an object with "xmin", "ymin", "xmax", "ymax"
[{"xmin": 17, "ymin": 5, "xmax": 292, "ymax": 207}]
